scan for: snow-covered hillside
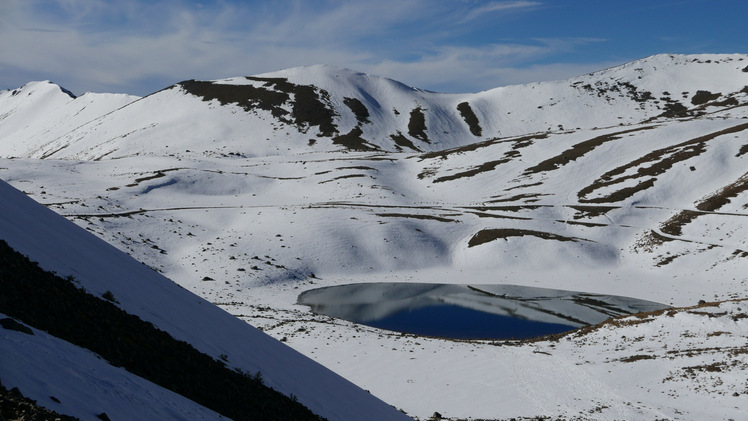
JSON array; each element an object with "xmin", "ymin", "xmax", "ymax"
[
  {"xmin": 2, "ymin": 54, "xmax": 747, "ymax": 160},
  {"xmin": 0, "ymin": 179, "xmax": 410, "ymax": 420},
  {"xmin": 1, "ymin": 53, "xmax": 748, "ymax": 420}
]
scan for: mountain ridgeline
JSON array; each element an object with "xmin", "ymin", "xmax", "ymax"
[{"xmin": 1, "ymin": 54, "xmax": 746, "ymax": 160}]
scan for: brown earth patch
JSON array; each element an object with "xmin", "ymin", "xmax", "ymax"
[
  {"xmin": 433, "ymin": 158, "xmax": 512, "ymax": 183},
  {"xmin": 335, "ymin": 166, "xmax": 377, "ymax": 171},
  {"xmin": 467, "ymin": 228, "xmax": 588, "ymax": 247},
  {"xmin": 695, "ymin": 172, "xmax": 748, "ymax": 211},
  {"xmin": 660, "ymin": 210, "xmax": 703, "ymax": 236},
  {"xmin": 577, "ymin": 122, "xmax": 748, "ymax": 203},
  {"xmin": 456, "ymin": 102, "xmax": 482, "ymax": 136},
  {"xmin": 568, "ymin": 205, "xmax": 619, "ymax": 219},
  {"xmin": 408, "ymin": 107, "xmax": 430, "ymax": 143},
  {"xmin": 557, "ymin": 219, "xmax": 608, "ymax": 228},
  {"xmin": 180, "ymin": 77, "xmax": 338, "ymax": 137},
  {"xmin": 419, "ymin": 133, "xmax": 549, "ymax": 160},
  {"xmin": 375, "ymin": 213, "xmax": 458, "ymax": 223},
  {"xmin": 487, "ymin": 193, "xmax": 550, "ymax": 203},
  {"xmin": 331, "ymin": 127, "xmax": 380, "ymax": 151},
  {"xmin": 343, "ymin": 97, "xmax": 370, "ymax": 125},
  {"xmin": 318, "ymin": 173, "xmax": 368, "ymax": 184},
  {"xmin": 125, "ymin": 169, "xmax": 180, "ymax": 188},
  {"xmin": 523, "ymin": 126, "xmax": 655, "ymax": 175},
  {"xmin": 0, "ymin": 382, "xmax": 78, "ymax": 421},
  {"xmin": 620, "ymin": 354, "xmax": 656, "ymax": 363},
  {"xmin": 653, "ymin": 172, "xmax": 748, "ymax": 239},
  {"xmin": 466, "ymin": 211, "xmax": 532, "ymax": 221},
  {"xmin": 691, "ymin": 90, "xmax": 721, "ymax": 105},
  {"xmin": 655, "ymin": 253, "xmax": 683, "ymax": 267},
  {"xmin": 389, "ymin": 132, "xmax": 422, "ymax": 152},
  {"xmin": 464, "ymin": 205, "xmax": 545, "ymax": 213},
  {"xmin": 737, "ymin": 144, "xmax": 748, "ymax": 157}
]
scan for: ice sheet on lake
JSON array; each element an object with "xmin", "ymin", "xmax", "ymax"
[{"xmin": 298, "ymin": 283, "xmax": 669, "ymax": 328}]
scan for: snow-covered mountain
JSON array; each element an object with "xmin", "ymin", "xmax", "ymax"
[
  {"xmin": 2, "ymin": 54, "xmax": 747, "ymax": 160},
  {"xmin": 1, "ymin": 53, "xmax": 748, "ymax": 420}
]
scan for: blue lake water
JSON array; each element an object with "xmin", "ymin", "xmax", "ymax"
[
  {"xmin": 298, "ymin": 283, "xmax": 669, "ymax": 341},
  {"xmin": 363, "ymin": 303, "xmax": 576, "ymax": 339}
]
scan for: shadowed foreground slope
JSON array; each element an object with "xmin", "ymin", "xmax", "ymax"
[{"xmin": 0, "ymin": 238, "xmax": 324, "ymax": 421}]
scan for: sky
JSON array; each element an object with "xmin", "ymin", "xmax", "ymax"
[{"xmin": 1, "ymin": 0, "xmax": 746, "ymax": 96}]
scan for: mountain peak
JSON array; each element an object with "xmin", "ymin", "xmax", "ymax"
[{"xmin": 2, "ymin": 80, "xmax": 76, "ymax": 100}]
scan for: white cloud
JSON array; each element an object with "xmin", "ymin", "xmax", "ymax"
[
  {"xmin": 458, "ymin": 1, "xmax": 542, "ymax": 23},
  {"xmin": 0, "ymin": 0, "xmax": 611, "ymax": 95},
  {"xmin": 364, "ymin": 40, "xmax": 613, "ymax": 93}
]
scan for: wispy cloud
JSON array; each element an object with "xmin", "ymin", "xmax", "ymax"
[
  {"xmin": 458, "ymin": 1, "xmax": 542, "ymax": 23},
  {"xmin": 0, "ymin": 0, "xmax": 610, "ymax": 95},
  {"xmin": 365, "ymin": 38, "xmax": 609, "ymax": 93}
]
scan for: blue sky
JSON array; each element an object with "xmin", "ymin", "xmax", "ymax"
[{"xmin": 1, "ymin": 0, "xmax": 745, "ymax": 96}]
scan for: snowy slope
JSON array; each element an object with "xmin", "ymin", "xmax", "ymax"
[
  {"xmin": 0, "ymin": 316, "xmax": 228, "ymax": 420},
  {"xmin": 1, "ymin": 53, "xmax": 748, "ymax": 420},
  {"xmin": 0, "ymin": 179, "xmax": 411, "ymax": 421},
  {"xmin": 0, "ymin": 81, "xmax": 138, "ymax": 158},
  {"xmin": 2, "ymin": 54, "xmax": 746, "ymax": 160}
]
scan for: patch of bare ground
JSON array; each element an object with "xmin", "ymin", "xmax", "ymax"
[
  {"xmin": 456, "ymin": 102, "xmax": 482, "ymax": 136},
  {"xmin": 418, "ymin": 133, "xmax": 548, "ymax": 161},
  {"xmin": 180, "ymin": 77, "xmax": 338, "ymax": 137},
  {"xmin": 556, "ymin": 219, "xmax": 608, "ymax": 228},
  {"xmin": 659, "ymin": 210, "xmax": 703, "ymax": 236},
  {"xmin": 579, "ymin": 179, "xmax": 657, "ymax": 204},
  {"xmin": 695, "ymin": 172, "xmax": 748, "ymax": 211},
  {"xmin": 64, "ymin": 205, "xmax": 244, "ymax": 219},
  {"xmin": 553, "ymin": 299, "xmax": 748, "ymax": 342},
  {"xmin": 463, "ymin": 205, "xmax": 545, "ymax": 213},
  {"xmin": 335, "ymin": 166, "xmax": 377, "ymax": 171},
  {"xmin": 374, "ymin": 213, "xmax": 459, "ymax": 223},
  {"xmin": 124, "ymin": 168, "xmax": 180, "ymax": 188},
  {"xmin": 248, "ymin": 77, "xmax": 338, "ymax": 136},
  {"xmin": 318, "ymin": 173, "xmax": 368, "ymax": 184},
  {"xmin": 577, "ymin": 122, "xmax": 748, "ymax": 203},
  {"xmin": 343, "ymin": 97, "xmax": 370, "ymax": 125},
  {"xmin": 634, "ymin": 229, "xmax": 675, "ymax": 253},
  {"xmin": 504, "ymin": 182, "xmax": 543, "ymax": 191},
  {"xmin": 0, "ymin": 381, "xmax": 79, "ymax": 421},
  {"xmin": 691, "ymin": 90, "xmax": 721, "ymax": 105},
  {"xmin": 417, "ymin": 166, "xmax": 437, "ymax": 180},
  {"xmin": 731, "ymin": 249, "xmax": 748, "ymax": 259},
  {"xmin": 523, "ymin": 126, "xmax": 655, "ymax": 175},
  {"xmin": 648, "ymin": 172, "xmax": 748, "ymax": 242},
  {"xmin": 487, "ymin": 193, "xmax": 550, "ymax": 203},
  {"xmin": 465, "ymin": 211, "xmax": 532, "ymax": 221},
  {"xmin": 655, "ymin": 252, "xmax": 684, "ymax": 267},
  {"xmin": 619, "ymin": 354, "xmax": 656, "ymax": 363},
  {"xmin": 467, "ymin": 228, "xmax": 590, "ymax": 247},
  {"xmin": 389, "ymin": 132, "xmax": 422, "ymax": 152},
  {"xmin": 656, "ymin": 100, "xmax": 691, "ymax": 119},
  {"xmin": 567, "ymin": 205, "xmax": 619, "ymax": 219},
  {"xmin": 737, "ymin": 144, "xmax": 748, "ymax": 157},
  {"xmin": 433, "ymin": 158, "xmax": 512, "ymax": 183},
  {"xmin": 408, "ymin": 107, "xmax": 430, "ymax": 143},
  {"xmin": 331, "ymin": 126, "xmax": 380, "ymax": 151},
  {"xmin": 682, "ymin": 362, "xmax": 727, "ymax": 375},
  {"xmin": 423, "ymin": 144, "xmax": 525, "ymax": 182}
]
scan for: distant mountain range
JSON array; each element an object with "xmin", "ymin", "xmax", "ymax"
[{"xmin": 1, "ymin": 53, "xmax": 747, "ymax": 420}]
